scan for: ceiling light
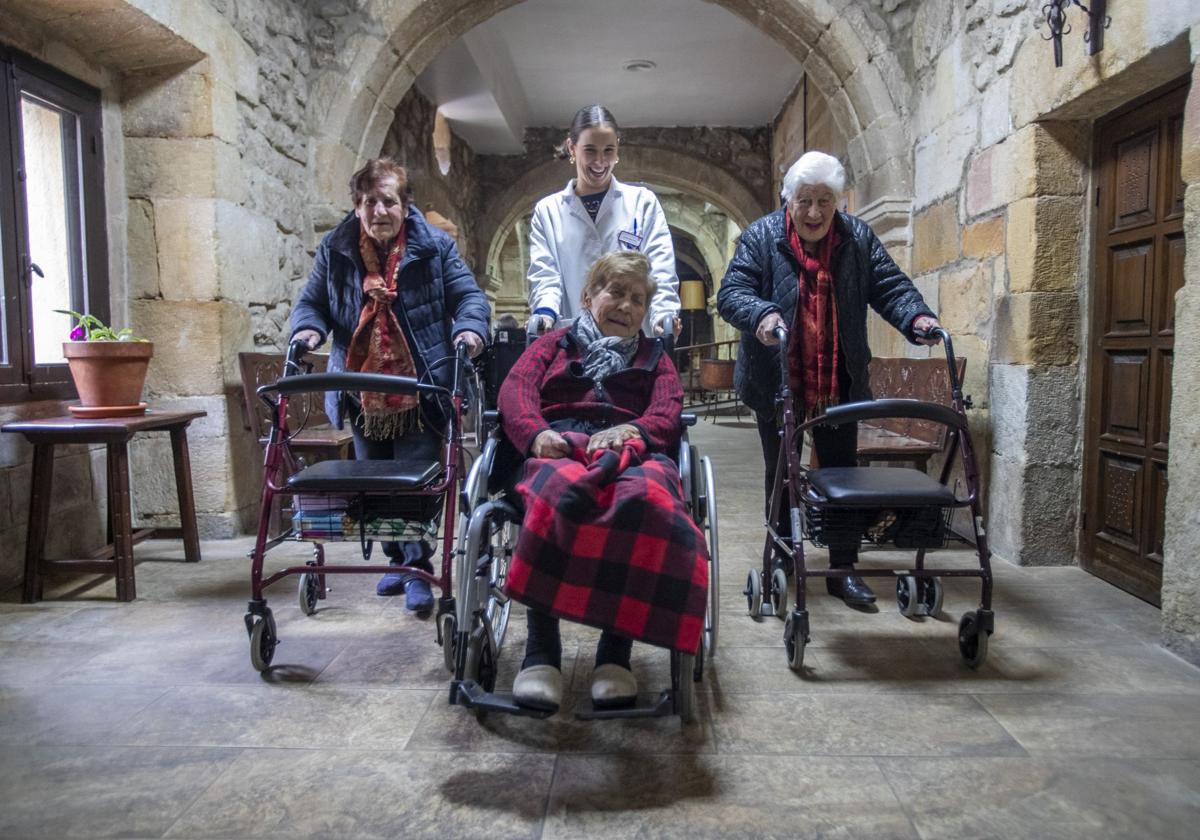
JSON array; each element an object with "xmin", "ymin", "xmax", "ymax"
[{"xmin": 622, "ymin": 59, "xmax": 657, "ymax": 72}]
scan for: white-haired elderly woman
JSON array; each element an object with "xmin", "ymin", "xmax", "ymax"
[{"xmin": 717, "ymin": 150, "xmax": 941, "ymax": 607}]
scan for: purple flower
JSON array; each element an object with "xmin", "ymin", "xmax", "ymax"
[{"xmin": 69, "ymin": 325, "xmax": 85, "ymax": 341}]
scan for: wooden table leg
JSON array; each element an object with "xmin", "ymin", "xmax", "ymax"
[
  {"xmin": 170, "ymin": 426, "xmax": 202, "ymax": 563},
  {"xmin": 22, "ymin": 443, "xmax": 54, "ymax": 603},
  {"xmin": 108, "ymin": 441, "xmax": 136, "ymax": 601}
]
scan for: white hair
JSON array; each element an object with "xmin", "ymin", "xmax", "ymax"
[{"xmin": 780, "ymin": 151, "xmax": 846, "ymax": 202}]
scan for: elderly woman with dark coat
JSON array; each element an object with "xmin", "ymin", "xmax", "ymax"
[
  {"xmin": 717, "ymin": 151, "xmax": 942, "ymax": 607},
  {"xmin": 291, "ymin": 158, "xmax": 489, "ymax": 615},
  {"xmin": 499, "ymin": 250, "xmax": 707, "ymax": 714}
]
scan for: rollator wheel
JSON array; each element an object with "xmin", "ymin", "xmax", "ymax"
[
  {"xmin": 297, "ymin": 570, "xmax": 321, "ymax": 616},
  {"xmin": 770, "ymin": 568, "xmax": 789, "ymax": 618},
  {"xmin": 744, "ymin": 569, "xmax": 763, "ymax": 617},
  {"xmin": 675, "ymin": 652, "xmax": 697, "ymax": 724},
  {"xmin": 958, "ymin": 611, "xmax": 989, "ymax": 668},
  {"xmin": 896, "ymin": 576, "xmax": 921, "ymax": 618},
  {"xmin": 439, "ymin": 612, "xmax": 458, "ymax": 674},
  {"xmin": 920, "ymin": 578, "xmax": 944, "ymax": 617},
  {"xmin": 784, "ymin": 612, "xmax": 806, "ymax": 672},
  {"xmin": 248, "ymin": 610, "xmax": 277, "ymax": 672}
]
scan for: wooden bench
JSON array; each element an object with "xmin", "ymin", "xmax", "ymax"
[
  {"xmin": 238, "ymin": 351, "xmax": 355, "ymax": 460},
  {"xmin": 857, "ymin": 355, "xmax": 967, "ymax": 472}
]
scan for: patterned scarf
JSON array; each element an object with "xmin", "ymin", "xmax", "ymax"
[
  {"xmin": 785, "ymin": 212, "xmax": 840, "ymax": 416},
  {"xmin": 345, "ymin": 225, "xmax": 418, "ymax": 439},
  {"xmin": 573, "ymin": 310, "xmax": 639, "ymax": 386}
]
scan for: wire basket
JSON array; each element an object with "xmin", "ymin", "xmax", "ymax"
[
  {"xmin": 291, "ymin": 492, "xmax": 441, "ymax": 543},
  {"xmin": 804, "ymin": 503, "xmax": 951, "ymax": 550}
]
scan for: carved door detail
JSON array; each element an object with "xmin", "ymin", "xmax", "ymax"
[{"xmin": 1083, "ymin": 82, "xmax": 1188, "ymax": 604}]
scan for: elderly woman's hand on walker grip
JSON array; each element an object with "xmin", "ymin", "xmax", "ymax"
[{"xmin": 755, "ymin": 312, "xmax": 786, "ymax": 346}]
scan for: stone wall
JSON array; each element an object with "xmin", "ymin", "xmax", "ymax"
[{"xmin": 379, "ymin": 87, "xmax": 481, "ymax": 267}]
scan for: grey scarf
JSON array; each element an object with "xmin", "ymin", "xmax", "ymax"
[{"xmin": 573, "ymin": 310, "xmax": 639, "ymax": 385}]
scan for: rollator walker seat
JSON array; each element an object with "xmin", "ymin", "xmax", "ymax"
[
  {"xmin": 287, "ymin": 454, "xmax": 442, "ymax": 492},
  {"xmin": 806, "ymin": 465, "xmax": 958, "ymax": 507}
]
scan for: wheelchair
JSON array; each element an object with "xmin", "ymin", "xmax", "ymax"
[
  {"xmin": 445, "ymin": 325, "xmax": 720, "ymax": 723},
  {"xmin": 746, "ymin": 325, "xmax": 995, "ymax": 670},
  {"xmin": 243, "ymin": 340, "xmax": 474, "ymax": 671}
]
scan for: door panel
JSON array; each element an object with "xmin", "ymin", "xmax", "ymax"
[{"xmin": 1083, "ymin": 80, "xmax": 1187, "ymax": 605}]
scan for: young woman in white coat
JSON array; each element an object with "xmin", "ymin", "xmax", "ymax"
[{"xmin": 526, "ymin": 104, "xmax": 680, "ymax": 336}]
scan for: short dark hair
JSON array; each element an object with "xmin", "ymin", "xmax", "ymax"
[
  {"xmin": 349, "ymin": 158, "xmax": 412, "ymax": 206},
  {"xmin": 554, "ymin": 104, "xmax": 621, "ymax": 160}
]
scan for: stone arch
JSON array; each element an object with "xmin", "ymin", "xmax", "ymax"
[
  {"xmin": 478, "ymin": 147, "xmax": 760, "ymax": 283},
  {"xmin": 306, "ymin": 0, "xmax": 914, "ymax": 221}
]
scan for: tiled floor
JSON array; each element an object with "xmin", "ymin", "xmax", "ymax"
[{"xmin": 2, "ymin": 420, "xmax": 1198, "ymax": 839}]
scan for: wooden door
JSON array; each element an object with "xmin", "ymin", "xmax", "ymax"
[{"xmin": 1083, "ymin": 81, "xmax": 1188, "ymax": 605}]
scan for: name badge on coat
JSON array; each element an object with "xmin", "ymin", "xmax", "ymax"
[{"xmin": 617, "ymin": 229, "xmax": 643, "ymax": 250}]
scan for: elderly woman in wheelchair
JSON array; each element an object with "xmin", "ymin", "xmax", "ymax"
[{"xmin": 456, "ymin": 251, "xmax": 712, "ymax": 719}]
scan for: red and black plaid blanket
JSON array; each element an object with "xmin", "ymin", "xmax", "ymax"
[{"xmin": 505, "ymin": 433, "xmax": 709, "ymax": 654}]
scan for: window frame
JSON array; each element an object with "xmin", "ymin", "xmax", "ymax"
[{"xmin": 0, "ymin": 47, "xmax": 108, "ymax": 403}]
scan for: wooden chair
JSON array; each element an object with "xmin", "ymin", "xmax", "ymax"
[
  {"xmin": 857, "ymin": 355, "xmax": 968, "ymax": 472},
  {"xmin": 238, "ymin": 351, "xmax": 354, "ymax": 533}
]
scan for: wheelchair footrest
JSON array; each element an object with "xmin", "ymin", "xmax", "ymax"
[
  {"xmin": 573, "ymin": 690, "xmax": 673, "ymax": 720},
  {"xmin": 452, "ymin": 680, "xmax": 554, "ymax": 719}
]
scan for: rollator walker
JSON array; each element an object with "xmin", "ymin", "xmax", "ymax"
[{"xmin": 746, "ymin": 325, "xmax": 995, "ymax": 670}]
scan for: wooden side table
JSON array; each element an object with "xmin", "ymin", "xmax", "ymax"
[{"xmin": 2, "ymin": 410, "xmax": 206, "ymax": 602}]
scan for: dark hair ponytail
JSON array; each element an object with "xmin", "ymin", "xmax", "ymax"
[{"xmin": 553, "ymin": 104, "xmax": 620, "ymax": 160}]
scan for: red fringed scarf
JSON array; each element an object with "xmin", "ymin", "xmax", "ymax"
[
  {"xmin": 345, "ymin": 226, "xmax": 419, "ymax": 439},
  {"xmin": 785, "ymin": 212, "xmax": 840, "ymax": 416}
]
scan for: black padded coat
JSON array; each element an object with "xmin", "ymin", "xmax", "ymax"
[
  {"xmin": 716, "ymin": 208, "xmax": 935, "ymax": 417},
  {"xmin": 291, "ymin": 206, "xmax": 490, "ymax": 428}
]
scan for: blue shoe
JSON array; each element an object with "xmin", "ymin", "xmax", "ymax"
[
  {"xmin": 376, "ymin": 561, "xmax": 409, "ymax": 597},
  {"xmin": 404, "ymin": 577, "xmax": 434, "ymax": 617}
]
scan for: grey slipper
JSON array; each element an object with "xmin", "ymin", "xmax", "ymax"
[
  {"xmin": 590, "ymin": 663, "xmax": 637, "ymax": 708},
  {"xmin": 513, "ymin": 664, "xmax": 562, "ymax": 712}
]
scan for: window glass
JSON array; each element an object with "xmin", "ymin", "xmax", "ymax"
[{"xmin": 21, "ymin": 93, "xmax": 80, "ymax": 365}]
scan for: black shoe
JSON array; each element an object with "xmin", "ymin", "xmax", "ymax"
[{"xmin": 826, "ymin": 574, "xmax": 876, "ymax": 606}]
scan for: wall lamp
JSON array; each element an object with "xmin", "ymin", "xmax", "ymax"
[{"xmin": 1040, "ymin": 0, "xmax": 1111, "ymax": 67}]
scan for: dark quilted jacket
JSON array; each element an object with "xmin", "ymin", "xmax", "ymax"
[
  {"xmin": 291, "ymin": 207, "xmax": 490, "ymax": 428},
  {"xmin": 716, "ymin": 209, "xmax": 935, "ymax": 417}
]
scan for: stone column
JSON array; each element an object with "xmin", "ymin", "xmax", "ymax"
[{"xmin": 1161, "ymin": 37, "xmax": 1200, "ymax": 664}]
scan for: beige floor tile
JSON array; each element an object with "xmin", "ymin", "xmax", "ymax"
[
  {"xmin": 117, "ymin": 684, "xmax": 438, "ymax": 750},
  {"xmin": 543, "ymin": 753, "xmax": 917, "ymax": 839},
  {"xmin": 0, "ymin": 683, "xmax": 168, "ymax": 746},
  {"xmin": 165, "ymin": 748, "xmax": 554, "ymax": 839},
  {"xmin": 710, "ymin": 692, "xmax": 1025, "ymax": 757},
  {"xmin": 0, "ymin": 745, "xmax": 238, "ymax": 838},
  {"xmin": 879, "ymin": 756, "xmax": 1200, "ymax": 840},
  {"xmin": 977, "ymin": 692, "xmax": 1200, "ymax": 757},
  {"xmin": 406, "ymin": 689, "xmax": 711, "ymax": 755}
]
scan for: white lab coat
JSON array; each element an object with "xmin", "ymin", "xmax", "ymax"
[{"xmin": 527, "ymin": 176, "xmax": 679, "ymax": 332}]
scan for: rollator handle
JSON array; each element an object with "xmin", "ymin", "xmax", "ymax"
[
  {"xmin": 773, "ymin": 325, "xmax": 788, "ymax": 343},
  {"xmin": 913, "ymin": 326, "xmax": 964, "ymax": 404},
  {"xmin": 284, "ymin": 339, "xmax": 311, "ymax": 377}
]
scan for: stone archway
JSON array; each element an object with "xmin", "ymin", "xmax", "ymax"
[{"xmin": 306, "ymin": 0, "xmax": 915, "ymax": 221}]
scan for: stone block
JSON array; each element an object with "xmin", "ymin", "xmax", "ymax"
[
  {"xmin": 127, "ymin": 198, "xmax": 160, "ymax": 299},
  {"xmin": 1006, "ymin": 196, "xmax": 1083, "ymax": 293},
  {"xmin": 937, "ymin": 262, "xmax": 992, "ymax": 336},
  {"xmin": 131, "ymin": 299, "xmax": 245, "ymax": 397},
  {"xmin": 844, "ymin": 63, "xmax": 899, "ymax": 132},
  {"xmin": 967, "ymin": 125, "xmax": 1088, "ymax": 217},
  {"xmin": 994, "ymin": 292, "xmax": 1079, "ymax": 365},
  {"xmin": 1017, "ymin": 463, "xmax": 1081, "ymax": 564},
  {"xmin": 979, "ymin": 76, "xmax": 1013, "ymax": 149},
  {"xmin": 152, "ymin": 198, "xmax": 219, "ymax": 300},
  {"xmin": 122, "ymin": 65, "xmax": 236, "ymax": 143},
  {"xmin": 914, "ymin": 108, "xmax": 978, "ymax": 209},
  {"xmin": 986, "ymin": 451, "xmax": 1025, "ymax": 564},
  {"xmin": 952, "ymin": 332, "xmax": 990, "ymax": 406},
  {"xmin": 215, "ymin": 202, "xmax": 285, "ymax": 304},
  {"xmin": 125, "ymin": 137, "xmax": 243, "ymax": 203},
  {"xmin": 962, "ymin": 214, "xmax": 1005, "ymax": 259},
  {"xmin": 313, "ymin": 140, "xmax": 359, "ymax": 210},
  {"xmin": 911, "ymin": 195, "xmax": 960, "ymax": 274},
  {"xmin": 1182, "ymin": 66, "xmax": 1200, "ymax": 185}
]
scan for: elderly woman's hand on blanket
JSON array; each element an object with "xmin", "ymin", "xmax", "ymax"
[
  {"xmin": 585, "ymin": 424, "xmax": 641, "ymax": 455},
  {"xmin": 532, "ymin": 429, "xmax": 571, "ymax": 459}
]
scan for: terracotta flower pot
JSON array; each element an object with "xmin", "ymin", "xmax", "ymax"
[{"xmin": 62, "ymin": 341, "xmax": 154, "ymax": 412}]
